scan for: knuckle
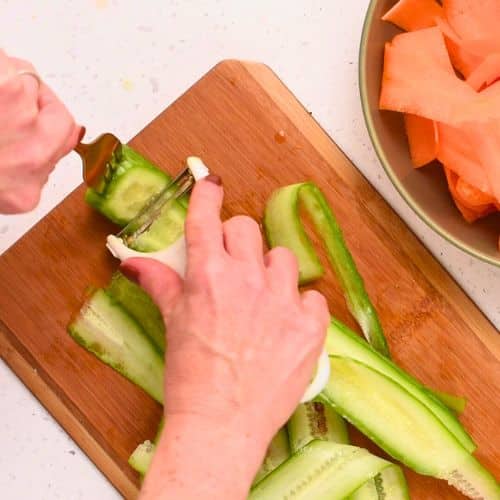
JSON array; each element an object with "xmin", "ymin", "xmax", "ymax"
[
  {"xmin": 25, "ymin": 139, "xmax": 52, "ymax": 169},
  {"xmin": 227, "ymin": 214, "xmax": 259, "ymax": 232},
  {"xmin": 0, "ymin": 76, "xmax": 23, "ymax": 98},
  {"xmin": 271, "ymin": 246, "xmax": 298, "ymax": 268},
  {"xmin": 17, "ymin": 105, "xmax": 39, "ymax": 129}
]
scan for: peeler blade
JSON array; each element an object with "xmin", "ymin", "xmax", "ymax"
[{"xmin": 117, "ymin": 166, "xmax": 195, "ymax": 247}]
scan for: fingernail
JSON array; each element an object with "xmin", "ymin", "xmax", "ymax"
[
  {"xmin": 205, "ymin": 174, "xmax": 222, "ymax": 186},
  {"xmin": 120, "ymin": 263, "xmax": 140, "ymax": 284}
]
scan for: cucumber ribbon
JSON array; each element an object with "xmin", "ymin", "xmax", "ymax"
[{"xmin": 264, "ymin": 182, "xmax": 390, "ymax": 358}]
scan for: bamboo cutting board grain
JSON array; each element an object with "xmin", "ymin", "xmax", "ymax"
[{"xmin": 0, "ymin": 60, "xmax": 498, "ymax": 499}]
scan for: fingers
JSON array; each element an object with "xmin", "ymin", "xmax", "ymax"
[
  {"xmin": 264, "ymin": 246, "xmax": 300, "ymax": 291},
  {"xmin": 301, "ymin": 289, "xmax": 330, "ymax": 340},
  {"xmin": 185, "ymin": 177, "xmax": 224, "ymax": 260},
  {"xmin": 223, "ymin": 215, "xmax": 264, "ymax": 264},
  {"xmin": 120, "ymin": 258, "xmax": 183, "ymax": 319},
  {"xmin": 37, "ymin": 83, "xmax": 78, "ymax": 162}
]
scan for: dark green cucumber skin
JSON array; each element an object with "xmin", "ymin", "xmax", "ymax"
[{"xmin": 106, "ymin": 272, "xmax": 165, "ymax": 354}]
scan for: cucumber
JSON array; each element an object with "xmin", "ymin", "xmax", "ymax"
[
  {"xmin": 253, "ymin": 427, "xmax": 290, "ymax": 485},
  {"xmin": 349, "ymin": 466, "xmax": 410, "ymax": 500},
  {"xmin": 85, "ymin": 144, "xmax": 188, "ymax": 253},
  {"xmin": 321, "ymin": 356, "xmax": 500, "ymax": 499},
  {"xmin": 325, "ymin": 319, "xmax": 476, "ymax": 453},
  {"xmin": 129, "ymin": 417, "xmax": 164, "ymax": 477},
  {"xmin": 68, "ymin": 289, "xmax": 164, "ymax": 404},
  {"xmin": 264, "ymin": 182, "xmax": 390, "ymax": 357},
  {"xmin": 106, "ymin": 272, "xmax": 165, "ymax": 354},
  {"xmin": 249, "ymin": 440, "xmax": 391, "ymax": 500},
  {"xmin": 287, "ymin": 401, "xmax": 349, "ymax": 453},
  {"xmin": 85, "ymin": 145, "xmax": 170, "ymax": 225},
  {"xmin": 129, "ymin": 440, "xmax": 156, "ymax": 476}
]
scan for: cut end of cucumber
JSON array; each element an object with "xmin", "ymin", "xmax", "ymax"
[{"xmin": 128, "ymin": 440, "xmax": 156, "ymax": 476}]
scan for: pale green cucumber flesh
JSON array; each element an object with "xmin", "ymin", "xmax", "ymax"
[
  {"xmin": 325, "ymin": 319, "xmax": 475, "ymax": 453},
  {"xmin": 320, "ymin": 357, "xmax": 499, "ymax": 498},
  {"xmin": 287, "ymin": 401, "xmax": 349, "ymax": 453},
  {"xmin": 263, "ymin": 183, "xmax": 324, "ymax": 283},
  {"xmin": 249, "ymin": 440, "xmax": 390, "ymax": 500},
  {"xmin": 85, "ymin": 145, "xmax": 170, "ymax": 226},
  {"xmin": 128, "ymin": 440, "xmax": 156, "ymax": 476},
  {"xmin": 253, "ymin": 427, "xmax": 290, "ymax": 485},
  {"xmin": 130, "ymin": 201, "xmax": 187, "ymax": 252},
  {"xmin": 349, "ymin": 465, "xmax": 410, "ymax": 500},
  {"xmin": 68, "ymin": 289, "xmax": 164, "ymax": 404},
  {"xmin": 106, "ymin": 272, "xmax": 165, "ymax": 354}
]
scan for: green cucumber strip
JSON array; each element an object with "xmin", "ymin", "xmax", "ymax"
[
  {"xmin": 106, "ymin": 272, "xmax": 165, "ymax": 354},
  {"xmin": 249, "ymin": 440, "xmax": 391, "ymax": 500},
  {"xmin": 325, "ymin": 319, "xmax": 476, "ymax": 453},
  {"xmin": 287, "ymin": 401, "xmax": 349, "ymax": 453},
  {"xmin": 68, "ymin": 289, "xmax": 164, "ymax": 404},
  {"xmin": 320, "ymin": 357, "xmax": 499, "ymax": 498},
  {"xmin": 129, "ymin": 440, "xmax": 156, "ymax": 476},
  {"xmin": 431, "ymin": 389, "xmax": 467, "ymax": 415},
  {"xmin": 349, "ymin": 465, "xmax": 410, "ymax": 500},
  {"xmin": 253, "ymin": 427, "xmax": 290, "ymax": 485},
  {"xmin": 129, "ymin": 417, "xmax": 164, "ymax": 477},
  {"xmin": 264, "ymin": 182, "xmax": 390, "ymax": 357}
]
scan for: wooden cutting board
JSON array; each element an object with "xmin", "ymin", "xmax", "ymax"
[{"xmin": 0, "ymin": 60, "xmax": 498, "ymax": 499}]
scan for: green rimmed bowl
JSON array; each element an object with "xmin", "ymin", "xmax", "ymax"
[{"xmin": 359, "ymin": 0, "xmax": 500, "ymax": 267}]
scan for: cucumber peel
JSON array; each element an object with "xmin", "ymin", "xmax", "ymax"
[
  {"xmin": 264, "ymin": 182, "xmax": 390, "ymax": 357},
  {"xmin": 287, "ymin": 401, "xmax": 349, "ymax": 453},
  {"xmin": 320, "ymin": 356, "xmax": 499, "ymax": 499},
  {"xmin": 253, "ymin": 427, "xmax": 290, "ymax": 485},
  {"xmin": 68, "ymin": 289, "xmax": 164, "ymax": 404},
  {"xmin": 349, "ymin": 465, "xmax": 410, "ymax": 500},
  {"xmin": 129, "ymin": 440, "xmax": 156, "ymax": 476},
  {"xmin": 106, "ymin": 272, "xmax": 165, "ymax": 354},
  {"xmin": 325, "ymin": 319, "xmax": 476, "ymax": 453},
  {"xmin": 250, "ymin": 440, "xmax": 391, "ymax": 500}
]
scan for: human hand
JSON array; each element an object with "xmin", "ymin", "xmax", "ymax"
[
  {"xmin": 0, "ymin": 49, "xmax": 81, "ymax": 213},
  {"xmin": 122, "ymin": 176, "xmax": 329, "ymax": 446}
]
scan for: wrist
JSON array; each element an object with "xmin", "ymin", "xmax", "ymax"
[{"xmin": 141, "ymin": 413, "xmax": 269, "ymax": 499}]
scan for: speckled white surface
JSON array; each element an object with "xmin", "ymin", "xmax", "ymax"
[{"xmin": 0, "ymin": 0, "xmax": 499, "ymax": 498}]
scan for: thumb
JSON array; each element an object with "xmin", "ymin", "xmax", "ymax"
[{"xmin": 120, "ymin": 257, "xmax": 183, "ymax": 318}]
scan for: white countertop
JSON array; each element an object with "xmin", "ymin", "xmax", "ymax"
[{"xmin": 1, "ymin": 1, "xmax": 499, "ymax": 498}]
